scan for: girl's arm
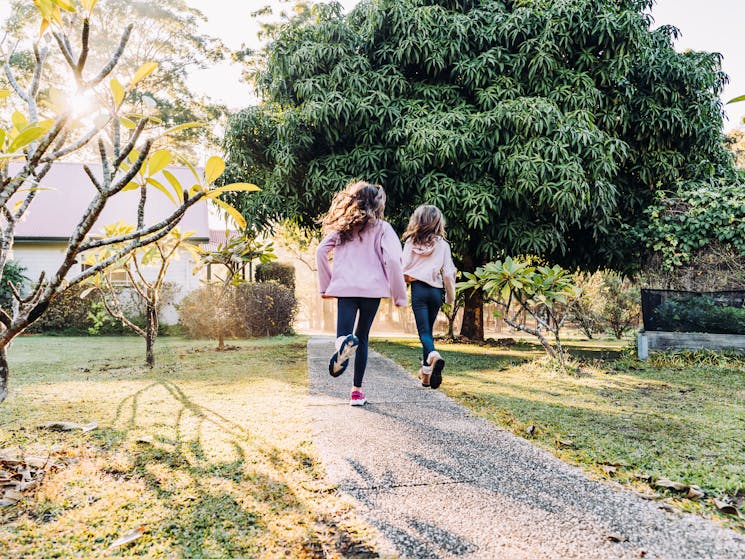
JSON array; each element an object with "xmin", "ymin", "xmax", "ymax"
[
  {"xmin": 316, "ymin": 232, "xmax": 338, "ymax": 295},
  {"xmin": 381, "ymin": 223, "xmax": 408, "ymax": 306},
  {"xmin": 442, "ymin": 242, "xmax": 457, "ymax": 305}
]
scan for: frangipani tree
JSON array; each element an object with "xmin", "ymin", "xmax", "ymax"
[
  {"xmin": 83, "ymin": 225, "xmax": 199, "ymax": 368},
  {"xmin": 458, "ymin": 257, "xmax": 581, "ymax": 366},
  {"xmin": 0, "ymin": 1, "xmax": 257, "ymax": 403}
]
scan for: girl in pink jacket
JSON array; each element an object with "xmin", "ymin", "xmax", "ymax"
[
  {"xmin": 402, "ymin": 205, "xmax": 457, "ymax": 389},
  {"xmin": 316, "ymin": 181, "xmax": 407, "ymax": 406}
]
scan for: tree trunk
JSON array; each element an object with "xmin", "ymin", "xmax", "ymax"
[
  {"xmin": 460, "ymin": 287, "xmax": 484, "ymax": 341},
  {"xmin": 145, "ymin": 300, "xmax": 157, "ymax": 368},
  {"xmin": 0, "ymin": 344, "xmax": 8, "ymax": 404}
]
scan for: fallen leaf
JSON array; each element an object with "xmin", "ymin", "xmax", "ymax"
[
  {"xmin": 108, "ymin": 526, "xmax": 146, "ymax": 549},
  {"xmin": 687, "ymin": 486, "xmax": 705, "ymax": 500},
  {"xmin": 601, "ymin": 464, "xmax": 618, "ymax": 475},
  {"xmin": 658, "ymin": 503, "xmax": 676, "ymax": 513},
  {"xmin": 526, "ymin": 425, "xmax": 536, "ymax": 436},
  {"xmin": 556, "ymin": 439, "xmax": 574, "ymax": 448},
  {"xmin": 42, "ymin": 421, "xmax": 98, "ymax": 433},
  {"xmin": 713, "ymin": 499, "xmax": 740, "ymax": 516},
  {"xmin": 654, "ymin": 478, "xmax": 688, "ymax": 492},
  {"xmin": 607, "ymin": 533, "xmax": 629, "ymax": 543},
  {"xmin": 135, "ymin": 436, "xmax": 154, "ymax": 445}
]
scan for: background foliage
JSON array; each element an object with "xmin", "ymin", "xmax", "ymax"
[{"xmin": 224, "ymin": 0, "xmax": 734, "ymax": 276}]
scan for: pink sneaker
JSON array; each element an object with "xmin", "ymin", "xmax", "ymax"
[{"xmin": 350, "ymin": 390, "xmax": 366, "ymax": 406}]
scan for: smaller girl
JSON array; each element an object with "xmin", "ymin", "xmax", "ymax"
[
  {"xmin": 402, "ymin": 205, "xmax": 457, "ymax": 389},
  {"xmin": 316, "ymin": 181, "xmax": 407, "ymax": 406}
]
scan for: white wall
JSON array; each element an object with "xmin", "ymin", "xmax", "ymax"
[{"xmin": 11, "ymin": 242, "xmax": 206, "ymax": 325}]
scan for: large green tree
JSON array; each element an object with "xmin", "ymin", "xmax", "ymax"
[{"xmin": 224, "ymin": 0, "xmax": 734, "ymax": 339}]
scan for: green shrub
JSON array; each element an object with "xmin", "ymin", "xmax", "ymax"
[
  {"xmin": 654, "ymin": 295, "xmax": 745, "ymax": 335},
  {"xmin": 0, "ymin": 260, "xmax": 28, "ymax": 311},
  {"xmin": 26, "ymin": 284, "xmax": 96, "ymax": 334},
  {"xmin": 255, "ymin": 262, "xmax": 295, "ymax": 291},
  {"xmin": 235, "ymin": 282, "xmax": 297, "ymax": 337}
]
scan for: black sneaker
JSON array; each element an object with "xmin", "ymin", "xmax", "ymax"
[
  {"xmin": 428, "ymin": 351, "xmax": 444, "ymax": 389},
  {"xmin": 329, "ymin": 335, "xmax": 359, "ymax": 377}
]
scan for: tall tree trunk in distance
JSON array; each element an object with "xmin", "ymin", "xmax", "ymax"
[
  {"xmin": 0, "ymin": 345, "xmax": 8, "ymax": 404},
  {"xmin": 459, "ymin": 252, "xmax": 484, "ymax": 341},
  {"xmin": 460, "ymin": 287, "xmax": 484, "ymax": 341}
]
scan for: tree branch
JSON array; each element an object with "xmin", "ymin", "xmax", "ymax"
[
  {"xmin": 78, "ymin": 192, "xmax": 204, "ymax": 252},
  {"xmin": 83, "ymin": 24, "xmax": 133, "ymax": 88},
  {"xmin": 76, "ymin": 19, "xmax": 90, "ymax": 77}
]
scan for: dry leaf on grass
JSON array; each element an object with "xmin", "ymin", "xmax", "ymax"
[
  {"xmin": 108, "ymin": 526, "xmax": 146, "ymax": 550},
  {"xmin": 556, "ymin": 439, "xmax": 574, "ymax": 448},
  {"xmin": 686, "ymin": 486, "xmax": 705, "ymax": 500},
  {"xmin": 713, "ymin": 499, "xmax": 741, "ymax": 516},
  {"xmin": 42, "ymin": 421, "xmax": 98, "ymax": 433},
  {"xmin": 654, "ymin": 478, "xmax": 689, "ymax": 492}
]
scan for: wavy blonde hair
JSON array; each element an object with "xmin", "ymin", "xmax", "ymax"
[
  {"xmin": 402, "ymin": 205, "xmax": 446, "ymax": 245},
  {"xmin": 321, "ymin": 181, "xmax": 386, "ymax": 243}
]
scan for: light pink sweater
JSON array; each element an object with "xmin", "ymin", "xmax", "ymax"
[
  {"xmin": 402, "ymin": 237, "xmax": 457, "ymax": 305},
  {"xmin": 316, "ymin": 220, "xmax": 408, "ymax": 306}
]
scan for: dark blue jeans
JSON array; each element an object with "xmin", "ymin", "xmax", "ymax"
[
  {"xmin": 337, "ymin": 297, "xmax": 381, "ymax": 387},
  {"xmin": 410, "ymin": 281, "xmax": 443, "ymax": 365}
]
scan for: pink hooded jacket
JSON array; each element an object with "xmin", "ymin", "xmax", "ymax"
[
  {"xmin": 402, "ymin": 237, "xmax": 457, "ymax": 305},
  {"xmin": 316, "ymin": 220, "xmax": 408, "ymax": 306}
]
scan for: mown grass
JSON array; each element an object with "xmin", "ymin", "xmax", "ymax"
[
  {"xmin": 0, "ymin": 336, "xmax": 383, "ymax": 558},
  {"xmin": 373, "ymin": 336, "xmax": 745, "ymax": 531}
]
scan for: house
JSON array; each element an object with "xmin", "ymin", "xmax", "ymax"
[{"xmin": 8, "ymin": 162, "xmax": 210, "ymax": 324}]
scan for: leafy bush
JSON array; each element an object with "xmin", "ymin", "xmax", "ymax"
[
  {"xmin": 255, "ymin": 262, "xmax": 295, "ymax": 291},
  {"xmin": 235, "ymin": 282, "xmax": 297, "ymax": 337},
  {"xmin": 0, "ymin": 261, "xmax": 28, "ymax": 311},
  {"xmin": 26, "ymin": 284, "xmax": 97, "ymax": 335},
  {"xmin": 179, "ymin": 282, "xmax": 297, "ymax": 340},
  {"xmin": 654, "ymin": 295, "xmax": 745, "ymax": 335},
  {"xmin": 601, "ymin": 272, "xmax": 640, "ymax": 339}
]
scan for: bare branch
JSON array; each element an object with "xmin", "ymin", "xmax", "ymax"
[
  {"xmin": 52, "ymin": 31, "xmax": 77, "ymax": 72},
  {"xmin": 113, "ymin": 119, "xmax": 148, "ymax": 169},
  {"xmin": 29, "ymin": 43, "xmax": 48, "ymax": 103},
  {"xmin": 79, "ymin": 192, "xmax": 204, "ymax": 252},
  {"xmin": 0, "ymin": 307, "xmax": 11, "ymax": 329},
  {"xmin": 71, "ymin": 216, "xmax": 185, "ymax": 288},
  {"xmin": 110, "ymin": 138, "xmax": 152, "ymax": 193},
  {"xmin": 83, "ymin": 24, "xmax": 133, "ymax": 88},
  {"xmin": 2, "ymin": 58, "xmax": 31, "ymax": 105},
  {"xmin": 100, "ymin": 277, "xmax": 146, "ymax": 337},
  {"xmin": 76, "ymin": 19, "xmax": 90, "ymax": 77},
  {"xmin": 84, "ymin": 164, "xmax": 103, "ymax": 192},
  {"xmin": 41, "ymin": 122, "xmax": 107, "ymax": 162}
]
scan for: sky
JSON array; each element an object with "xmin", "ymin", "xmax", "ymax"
[{"xmin": 1, "ymin": 0, "xmax": 744, "ymax": 129}]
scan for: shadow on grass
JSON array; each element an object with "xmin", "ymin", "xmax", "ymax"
[{"xmin": 101, "ymin": 376, "xmax": 380, "ymax": 558}]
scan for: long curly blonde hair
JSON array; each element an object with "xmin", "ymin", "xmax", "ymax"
[
  {"xmin": 321, "ymin": 181, "xmax": 386, "ymax": 243},
  {"xmin": 402, "ymin": 205, "xmax": 446, "ymax": 245}
]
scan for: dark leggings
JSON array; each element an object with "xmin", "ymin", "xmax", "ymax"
[
  {"xmin": 337, "ymin": 297, "xmax": 381, "ymax": 387},
  {"xmin": 411, "ymin": 281, "xmax": 443, "ymax": 365}
]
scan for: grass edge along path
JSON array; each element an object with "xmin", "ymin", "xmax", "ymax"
[
  {"xmin": 372, "ymin": 336, "xmax": 745, "ymax": 533},
  {"xmin": 0, "ymin": 335, "xmax": 387, "ymax": 559}
]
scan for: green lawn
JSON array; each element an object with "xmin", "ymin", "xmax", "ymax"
[
  {"xmin": 0, "ymin": 336, "xmax": 382, "ymax": 559},
  {"xmin": 373, "ymin": 336, "xmax": 745, "ymax": 531}
]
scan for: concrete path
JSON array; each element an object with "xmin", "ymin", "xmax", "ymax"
[{"xmin": 306, "ymin": 337, "xmax": 745, "ymax": 559}]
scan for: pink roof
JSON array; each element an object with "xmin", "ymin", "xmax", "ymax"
[{"xmin": 10, "ymin": 162, "xmax": 210, "ymax": 241}]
